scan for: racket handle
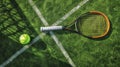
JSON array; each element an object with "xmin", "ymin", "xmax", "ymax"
[{"xmin": 40, "ymin": 26, "xmax": 64, "ymax": 32}]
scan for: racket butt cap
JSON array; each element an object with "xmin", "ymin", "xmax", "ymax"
[{"xmin": 40, "ymin": 26, "xmax": 63, "ymax": 32}]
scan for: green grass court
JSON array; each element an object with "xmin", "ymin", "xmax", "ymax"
[{"xmin": 0, "ymin": 0, "xmax": 120, "ymax": 67}]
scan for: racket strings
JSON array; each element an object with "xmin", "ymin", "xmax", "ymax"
[
  {"xmin": 91, "ymin": 15, "xmax": 106, "ymax": 35},
  {"xmin": 77, "ymin": 13, "xmax": 108, "ymax": 37}
]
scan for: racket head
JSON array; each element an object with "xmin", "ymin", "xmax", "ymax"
[{"xmin": 69, "ymin": 11, "xmax": 110, "ymax": 38}]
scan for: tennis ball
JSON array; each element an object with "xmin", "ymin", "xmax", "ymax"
[{"xmin": 19, "ymin": 34, "xmax": 31, "ymax": 44}]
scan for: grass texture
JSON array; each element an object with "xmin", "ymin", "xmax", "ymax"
[{"xmin": 0, "ymin": 0, "xmax": 120, "ymax": 67}]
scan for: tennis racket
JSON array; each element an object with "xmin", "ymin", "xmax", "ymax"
[{"xmin": 40, "ymin": 11, "xmax": 110, "ymax": 38}]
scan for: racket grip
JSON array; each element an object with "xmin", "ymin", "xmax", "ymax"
[{"xmin": 40, "ymin": 26, "xmax": 63, "ymax": 32}]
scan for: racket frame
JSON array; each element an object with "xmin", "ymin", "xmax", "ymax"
[
  {"xmin": 40, "ymin": 11, "xmax": 110, "ymax": 39},
  {"xmin": 64, "ymin": 11, "xmax": 110, "ymax": 38}
]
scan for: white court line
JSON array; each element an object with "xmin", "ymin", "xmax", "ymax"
[
  {"xmin": 0, "ymin": 0, "xmax": 89, "ymax": 67},
  {"xmin": 0, "ymin": 34, "xmax": 45, "ymax": 67},
  {"xmin": 52, "ymin": 0, "xmax": 89, "ymax": 26},
  {"xmin": 28, "ymin": 0, "xmax": 76, "ymax": 67}
]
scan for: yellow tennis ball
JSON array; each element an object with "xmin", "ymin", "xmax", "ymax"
[{"xmin": 19, "ymin": 34, "xmax": 31, "ymax": 44}]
